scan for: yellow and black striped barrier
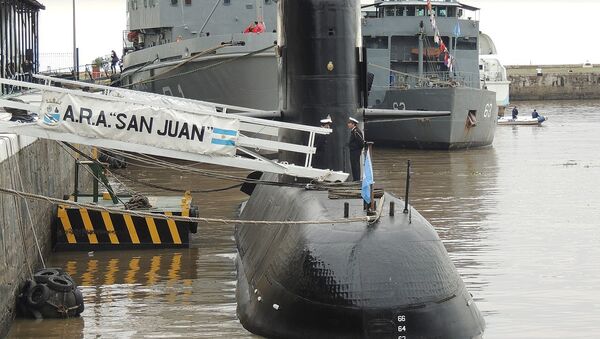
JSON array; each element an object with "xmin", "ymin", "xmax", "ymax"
[{"xmin": 54, "ymin": 194, "xmax": 198, "ymax": 250}]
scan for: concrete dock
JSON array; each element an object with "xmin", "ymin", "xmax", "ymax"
[
  {"xmin": 507, "ymin": 64, "xmax": 600, "ymax": 101},
  {"xmin": 0, "ymin": 135, "xmax": 89, "ymax": 336}
]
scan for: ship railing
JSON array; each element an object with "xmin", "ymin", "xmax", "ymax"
[
  {"xmin": 40, "ymin": 62, "xmax": 119, "ymax": 82},
  {"xmin": 390, "ymin": 71, "xmax": 480, "ymax": 89},
  {"xmin": 0, "ymin": 72, "xmax": 34, "ymax": 95},
  {"xmin": 480, "ymin": 71, "xmax": 505, "ymax": 82},
  {"xmin": 0, "ymin": 76, "xmax": 348, "ymax": 182}
]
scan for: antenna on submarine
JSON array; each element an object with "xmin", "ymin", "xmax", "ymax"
[{"xmin": 403, "ymin": 160, "xmax": 411, "ymax": 215}]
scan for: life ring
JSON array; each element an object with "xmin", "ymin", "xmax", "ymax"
[
  {"xmin": 46, "ymin": 276, "xmax": 74, "ymax": 292},
  {"xmin": 26, "ymin": 284, "xmax": 51, "ymax": 308}
]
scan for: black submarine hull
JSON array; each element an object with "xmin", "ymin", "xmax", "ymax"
[
  {"xmin": 235, "ymin": 180, "xmax": 485, "ymax": 338},
  {"xmin": 235, "ymin": 0, "xmax": 485, "ymax": 337}
]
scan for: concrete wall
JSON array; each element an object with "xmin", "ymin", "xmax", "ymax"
[
  {"xmin": 507, "ymin": 65, "xmax": 600, "ymax": 101},
  {"xmin": 0, "ymin": 136, "xmax": 88, "ymax": 336}
]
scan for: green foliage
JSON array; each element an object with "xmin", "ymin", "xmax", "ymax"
[{"xmin": 92, "ymin": 57, "xmax": 104, "ymax": 68}]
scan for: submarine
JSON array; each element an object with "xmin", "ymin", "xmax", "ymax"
[{"xmin": 234, "ymin": 0, "xmax": 485, "ymax": 338}]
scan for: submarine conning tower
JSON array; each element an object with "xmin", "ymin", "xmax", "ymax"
[{"xmin": 277, "ymin": 0, "xmax": 361, "ymax": 173}]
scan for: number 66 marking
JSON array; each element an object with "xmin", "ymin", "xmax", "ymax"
[{"xmin": 397, "ymin": 315, "xmax": 406, "ymax": 322}]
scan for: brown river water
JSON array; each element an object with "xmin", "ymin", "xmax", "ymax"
[{"xmin": 7, "ymin": 100, "xmax": 600, "ymax": 338}]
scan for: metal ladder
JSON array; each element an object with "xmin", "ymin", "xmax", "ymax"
[{"xmin": 0, "ymin": 76, "xmax": 348, "ymax": 182}]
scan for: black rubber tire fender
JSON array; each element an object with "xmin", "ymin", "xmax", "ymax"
[
  {"xmin": 26, "ymin": 284, "xmax": 51, "ymax": 308},
  {"xmin": 73, "ymin": 288, "xmax": 85, "ymax": 315},
  {"xmin": 60, "ymin": 272, "xmax": 77, "ymax": 286},
  {"xmin": 33, "ymin": 268, "xmax": 62, "ymax": 284},
  {"xmin": 46, "ymin": 275, "xmax": 74, "ymax": 292},
  {"xmin": 22, "ymin": 278, "xmax": 37, "ymax": 292}
]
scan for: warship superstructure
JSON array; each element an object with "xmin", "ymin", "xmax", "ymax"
[
  {"xmin": 479, "ymin": 32, "xmax": 511, "ymax": 116},
  {"xmin": 362, "ymin": 0, "xmax": 497, "ymax": 149}
]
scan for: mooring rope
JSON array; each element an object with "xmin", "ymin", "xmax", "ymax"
[
  {"xmin": 0, "ymin": 186, "xmax": 377, "ymax": 225},
  {"xmin": 112, "ymin": 171, "xmax": 243, "ymax": 193},
  {"xmin": 101, "ymin": 148, "xmax": 323, "ymax": 189},
  {"xmin": 121, "ymin": 43, "xmax": 275, "ymax": 89},
  {"xmin": 57, "ymin": 142, "xmax": 129, "ymax": 206},
  {"xmin": 120, "ymin": 43, "xmax": 232, "ymax": 88}
]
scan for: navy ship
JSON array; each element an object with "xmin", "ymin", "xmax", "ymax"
[
  {"xmin": 362, "ymin": 0, "xmax": 497, "ymax": 149},
  {"xmin": 121, "ymin": 0, "xmax": 498, "ymax": 150},
  {"xmin": 234, "ymin": 0, "xmax": 485, "ymax": 338},
  {"xmin": 120, "ymin": 0, "xmax": 279, "ymax": 110}
]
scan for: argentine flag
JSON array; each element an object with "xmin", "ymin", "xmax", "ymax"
[{"xmin": 361, "ymin": 149, "xmax": 374, "ymax": 204}]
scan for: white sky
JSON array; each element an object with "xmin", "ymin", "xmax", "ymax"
[
  {"xmin": 38, "ymin": 0, "xmax": 126, "ymax": 69},
  {"xmin": 38, "ymin": 0, "xmax": 599, "ymax": 68},
  {"xmin": 469, "ymin": 0, "xmax": 600, "ymax": 65}
]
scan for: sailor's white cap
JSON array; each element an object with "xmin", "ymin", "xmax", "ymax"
[
  {"xmin": 348, "ymin": 117, "xmax": 359, "ymax": 124},
  {"xmin": 320, "ymin": 117, "xmax": 332, "ymax": 124}
]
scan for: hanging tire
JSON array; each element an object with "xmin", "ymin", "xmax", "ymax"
[
  {"xmin": 22, "ymin": 278, "xmax": 37, "ymax": 292},
  {"xmin": 73, "ymin": 288, "xmax": 85, "ymax": 315},
  {"xmin": 26, "ymin": 284, "xmax": 51, "ymax": 308},
  {"xmin": 46, "ymin": 276, "xmax": 74, "ymax": 292},
  {"xmin": 60, "ymin": 273, "xmax": 76, "ymax": 286},
  {"xmin": 34, "ymin": 268, "xmax": 62, "ymax": 284}
]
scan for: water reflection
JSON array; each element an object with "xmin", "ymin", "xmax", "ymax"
[
  {"xmin": 372, "ymin": 147, "xmax": 498, "ymax": 294},
  {"xmin": 8, "ymin": 249, "xmax": 254, "ymax": 338}
]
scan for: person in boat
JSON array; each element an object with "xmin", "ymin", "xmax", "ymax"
[
  {"xmin": 347, "ymin": 117, "xmax": 365, "ymax": 181},
  {"xmin": 531, "ymin": 109, "xmax": 546, "ymax": 123},
  {"xmin": 313, "ymin": 116, "xmax": 332, "ymax": 169},
  {"xmin": 512, "ymin": 106, "xmax": 519, "ymax": 120}
]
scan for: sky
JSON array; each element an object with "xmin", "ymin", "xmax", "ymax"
[
  {"xmin": 468, "ymin": 0, "xmax": 600, "ymax": 65},
  {"xmin": 38, "ymin": 0, "xmax": 126, "ymax": 70},
  {"xmin": 38, "ymin": 0, "xmax": 600, "ymax": 69}
]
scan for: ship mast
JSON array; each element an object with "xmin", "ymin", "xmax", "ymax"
[{"xmin": 418, "ymin": 21, "xmax": 424, "ymax": 82}]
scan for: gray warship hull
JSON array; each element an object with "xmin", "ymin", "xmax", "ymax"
[
  {"xmin": 121, "ymin": 34, "xmax": 278, "ymax": 111},
  {"xmin": 367, "ymin": 87, "xmax": 497, "ymax": 149}
]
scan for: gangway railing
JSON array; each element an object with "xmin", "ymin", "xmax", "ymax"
[{"xmin": 0, "ymin": 77, "xmax": 348, "ymax": 182}]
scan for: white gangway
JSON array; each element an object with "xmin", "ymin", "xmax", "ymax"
[{"xmin": 0, "ymin": 76, "xmax": 348, "ymax": 182}]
